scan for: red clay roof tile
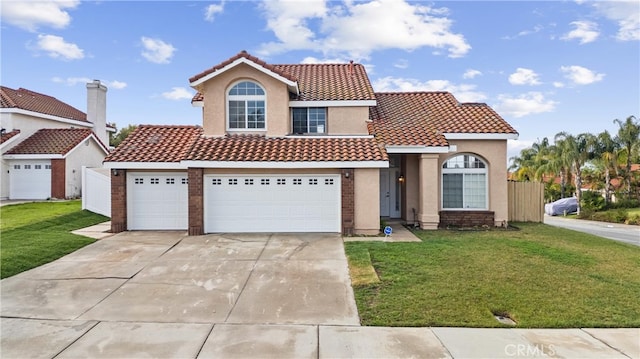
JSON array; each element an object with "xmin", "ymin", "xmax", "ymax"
[
  {"xmin": 190, "ymin": 51, "xmax": 376, "ymax": 102},
  {"xmin": 5, "ymin": 128, "xmax": 99, "ymax": 155},
  {"xmin": 0, "ymin": 86, "xmax": 88, "ymax": 123},
  {"xmin": 1, "ymin": 130, "xmax": 20, "ymax": 144},
  {"xmin": 186, "ymin": 134, "xmax": 387, "ymax": 162},
  {"xmin": 104, "ymin": 125, "xmax": 203, "ymax": 163},
  {"xmin": 369, "ymin": 92, "xmax": 517, "ymax": 146}
]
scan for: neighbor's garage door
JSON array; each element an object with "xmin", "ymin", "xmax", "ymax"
[
  {"xmin": 204, "ymin": 174, "xmax": 341, "ymax": 233},
  {"xmin": 9, "ymin": 160, "xmax": 51, "ymax": 200},
  {"xmin": 127, "ymin": 172, "xmax": 188, "ymax": 230}
]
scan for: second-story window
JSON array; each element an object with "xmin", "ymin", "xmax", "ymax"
[
  {"xmin": 292, "ymin": 108, "xmax": 326, "ymax": 134},
  {"xmin": 228, "ymin": 81, "xmax": 266, "ymax": 129}
]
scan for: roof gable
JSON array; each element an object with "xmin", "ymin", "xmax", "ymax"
[
  {"xmin": 190, "ymin": 51, "xmax": 376, "ymax": 103},
  {"xmin": 0, "ymin": 86, "xmax": 88, "ymax": 123},
  {"xmin": 4, "ymin": 128, "xmax": 107, "ymax": 156}
]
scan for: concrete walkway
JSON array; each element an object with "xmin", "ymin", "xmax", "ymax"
[
  {"xmin": 344, "ymin": 221, "xmax": 422, "ymax": 242},
  {"xmin": 1, "ymin": 231, "xmax": 638, "ymax": 358}
]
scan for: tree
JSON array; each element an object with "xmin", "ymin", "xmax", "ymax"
[
  {"xmin": 592, "ymin": 130, "xmax": 619, "ymax": 204},
  {"xmin": 109, "ymin": 124, "xmax": 138, "ymax": 147},
  {"xmin": 613, "ymin": 115, "xmax": 640, "ymax": 199},
  {"xmin": 554, "ymin": 132, "xmax": 596, "ymax": 214}
]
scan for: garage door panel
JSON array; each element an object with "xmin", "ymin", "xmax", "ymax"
[
  {"xmin": 9, "ymin": 161, "xmax": 51, "ymax": 200},
  {"xmin": 205, "ymin": 175, "xmax": 340, "ymax": 233},
  {"xmin": 127, "ymin": 173, "xmax": 188, "ymax": 230}
]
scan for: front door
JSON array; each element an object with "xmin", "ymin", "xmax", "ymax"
[{"xmin": 379, "ymin": 168, "xmax": 401, "ymax": 218}]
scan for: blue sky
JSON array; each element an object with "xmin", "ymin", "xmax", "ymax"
[{"xmin": 1, "ymin": 0, "xmax": 639, "ymax": 161}]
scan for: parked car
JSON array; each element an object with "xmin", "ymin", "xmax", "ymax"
[{"xmin": 545, "ymin": 197, "xmax": 578, "ymax": 216}]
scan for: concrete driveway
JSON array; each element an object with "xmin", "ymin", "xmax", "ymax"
[{"xmin": 1, "ymin": 231, "xmax": 360, "ymax": 358}]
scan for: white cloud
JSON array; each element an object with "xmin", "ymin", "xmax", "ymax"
[
  {"xmin": 0, "ymin": 0, "xmax": 79, "ymax": 32},
  {"xmin": 560, "ymin": 65, "xmax": 604, "ymax": 85},
  {"xmin": 140, "ymin": 37, "xmax": 175, "ymax": 64},
  {"xmin": 373, "ymin": 76, "xmax": 487, "ymax": 103},
  {"xmin": 502, "ymin": 24, "xmax": 543, "ymax": 40},
  {"xmin": 508, "ymin": 139, "xmax": 534, "ymax": 160},
  {"xmin": 508, "ymin": 68, "xmax": 541, "ymax": 86},
  {"xmin": 553, "ymin": 81, "xmax": 565, "ymax": 88},
  {"xmin": 494, "ymin": 92, "xmax": 557, "ymax": 118},
  {"xmin": 300, "ymin": 56, "xmax": 349, "ymax": 64},
  {"xmin": 591, "ymin": 1, "xmax": 639, "ymax": 41},
  {"xmin": 463, "ymin": 69, "xmax": 482, "ymax": 79},
  {"xmin": 161, "ymin": 87, "xmax": 193, "ymax": 100},
  {"xmin": 52, "ymin": 77, "xmax": 127, "ymax": 89},
  {"xmin": 204, "ymin": 2, "xmax": 225, "ymax": 22},
  {"xmin": 36, "ymin": 34, "xmax": 84, "ymax": 60},
  {"xmin": 561, "ymin": 20, "xmax": 599, "ymax": 44},
  {"xmin": 258, "ymin": 0, "xmax": 470, "ymax": 60},
  {"xmin": 393, "ymin": 59, "xmax": 409, "ymax": 69}
]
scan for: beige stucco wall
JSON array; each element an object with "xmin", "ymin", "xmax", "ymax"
[
  {"xmin": 199, "ymin": 64, "xmax": 291, "ymax": 137},
  {"xmin": 354, "ymin": 168, "xmax": 380, "ymax": 235},
  {"xmin": 439, "ymin": 139, "xmax": 509, "ymax": 226},
  {"xmin": 327, "ymin": 107, "xmax": 369, "ymax": 135},
  {"xmin": 65, "ymin": 138, "xmax": 108, "ymax": 198},
  {"xmin": 0, "ymin": 112, "xmax": 94, "ymax": 148}
]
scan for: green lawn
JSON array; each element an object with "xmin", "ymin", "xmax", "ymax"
[
  {"xmin": 1, "ymin": 201, "xmax": 109, "ymax": 279},
  {"xmin": 345, "ymin": 223, "xmax": 640, "ymax": 328}
]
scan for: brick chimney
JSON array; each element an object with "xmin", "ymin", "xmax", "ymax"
[{"xmin": 86, "ymin": 80, "xmax": 108, "ymax": 146}]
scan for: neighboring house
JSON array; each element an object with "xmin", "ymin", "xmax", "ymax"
[
  {"xmin": 104, "ymin": 51, "xmax": 518, "ymax": 235},
  {"xmin": 1, "ymin": 81, "xmax": 112, "ymax": 200}
]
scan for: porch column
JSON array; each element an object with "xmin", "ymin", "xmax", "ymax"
[{"xmin": 418, "ymin": 154, "xmax": 439, "ymax": 229}]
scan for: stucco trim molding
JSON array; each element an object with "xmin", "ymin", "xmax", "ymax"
[
  {"xmin": 103, "ymin": 162, "xmax": 185, "ymax": 169},
  {"xmin": 289, "ymin": 100, "xmax": 377, "ymax": 107},
  {"xmin": 385, "ymin": 145, "xmax": 450, "ymax": 154},
  {"xmin": 443, "ymin": 133, "xmax": 519, "ymax": 140},
  {"xmin": 0, "ymin": 108, "xmax": 93, "ymax": 129},
  {"xmin": 180, "ymin": 160, "xmax": 389, "ymax": 169}
]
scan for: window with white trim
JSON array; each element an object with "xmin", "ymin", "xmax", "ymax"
[
  {"xmin": 292, "ymin": 108, "xmax": 326, "ymax": 134},
  {"xmin": 228, "ymin": 81, "xmax": 265, "ymax": 129},
  {"xmin": 442, "ymin": 154, "xmax": 487, "ymax": 209}
]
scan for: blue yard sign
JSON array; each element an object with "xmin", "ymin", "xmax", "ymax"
[{"xmin": 384, "ymin": 226, "xmax": 392, "ymax": 237}]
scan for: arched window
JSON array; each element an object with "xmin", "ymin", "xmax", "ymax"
[
  {"xmin": 442, "ymin": 154, "xmax": 488, "ymax": 209},
  {"xmin": 227, "ymin": 81, "xmax": 266, "ymax": 129}
]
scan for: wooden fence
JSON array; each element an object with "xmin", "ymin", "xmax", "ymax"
[{"xmin": 508, "ymin": 180, "xmax": 544, "ymax": 222}]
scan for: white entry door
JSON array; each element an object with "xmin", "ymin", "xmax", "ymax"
[
  {"xmin": 204, "ymin": 174, "xmax": 341, "ymax": 233},
  {"xmin": 379, "ymin": 168, "xmax": 401, "ymax": 218},
  {"xmin": 9, "ymin": 160, "xmax": 51, "ymax": 199},
  {"xmin": 127, "ymin": 172, "xmax": 188, "ymax": 230}
]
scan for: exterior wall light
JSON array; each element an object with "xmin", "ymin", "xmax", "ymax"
[{"xmin": 398, "ymin": 175, "xmax": 405, "ymax": 183}]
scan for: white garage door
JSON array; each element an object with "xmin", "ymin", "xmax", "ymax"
[
  {"xmin": 9, "ymin": 160, "xmax": 51, "ymax": 200},
  {"xmin": 127, "ymin": 172, "xmax": 188, "ymax": 230},
  {"xmin": 204, "ymin": 174, "xmax": 341, "ymax": 233}
]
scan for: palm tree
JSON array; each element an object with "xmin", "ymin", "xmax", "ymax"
[
  {"xmin": 535, "ymin": 142, "xmax": 571, "ymax": 199},
  {"xmin": 593, "ymin": 130, "xmax": 619, "ymax": 204},
  {"xmin": 554, "ymin": 132, "xmax": 597, "ymax": 214},
  {"xmin": 613, "ymin": 115, "xmax": 640, "ymax": 199}
]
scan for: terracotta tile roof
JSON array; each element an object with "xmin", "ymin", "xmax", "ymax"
[
  {"xmin": 0, "ymin": 86, "xmax": 88, "ymax": 123},
  {"xmin": 368, "ymin": 92, "xmax": 518, "ymax": 146},
  {"xmin": 1, "ymin": 130, "xmax": 20, "ymax": 144},
  {"xmin": 5, "ymin": 128, "xmax": 98, "ymax": 155},
  {"xmin": 186, "ymin": 135, "xmax": 387, "ymax": 162},
  {"xmin": 275, "ymin": 63, "xmax": 376, "ymax": 101},
  {"xmin": 190, "ymin": 51, "xmax": 376, "ymax": 102},
  {"xmin": 189, "ymin": 50, "xmax": 297, "ymax": 84},
  {"xmin": 104, "ymin": 125, "xmax": 203, "ymax": 163}
]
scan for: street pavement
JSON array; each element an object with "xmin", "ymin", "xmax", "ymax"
[
  {"xmin": 544, "ymin": 214, "xmax": 640, "ymax": 246},
  {"xmin": 1, "ymin": 230, "xmax": 638, "ymax": 358}
]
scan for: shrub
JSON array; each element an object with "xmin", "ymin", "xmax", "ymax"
[
  {"xmin": 625, "ymin": 214, "xmax": 640, "ymax": 225},
  {"xmin": 581, "ymin": 191, "xmax": 606, "ymax": 212}
]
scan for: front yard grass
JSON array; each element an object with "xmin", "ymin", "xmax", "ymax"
[
  {"xmin": 345, "ymin": 222, "xmax": 640, "ymax": 328},
  {"xmin": 1, "ymin": 201, "xmax": 109, "ymax": 279}
]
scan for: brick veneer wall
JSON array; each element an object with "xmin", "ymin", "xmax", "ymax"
[
  {"xmin": 439, "ymin": 210, "xmax": 495, "ymax": 228},
  {"xmin": 50, "ymin": 159, "xmax": 65, "ymax": 199},
  {"xmin": 341, "ymin": 169, "xmax": 354, "ymax": 236},
  {"xmin": 188, "ymin": 168, "xmax": 204, "ymax": 236},
  {"xmin": 110, "ymin": 169, "xmax": 127, "ymax": 233}
]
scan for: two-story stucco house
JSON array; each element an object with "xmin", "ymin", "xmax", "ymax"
[
  {"xmin": 104, "ymin": 51, "xmax": 518, "ymax": 235},
  {"xmin": 1, "ymin": 81, "xmax": 111, "ymax": 200}
]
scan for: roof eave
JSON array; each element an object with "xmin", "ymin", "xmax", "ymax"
[{"xmin": 443, "ymin": 133, "xmax": 519, "ymax": 140}]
